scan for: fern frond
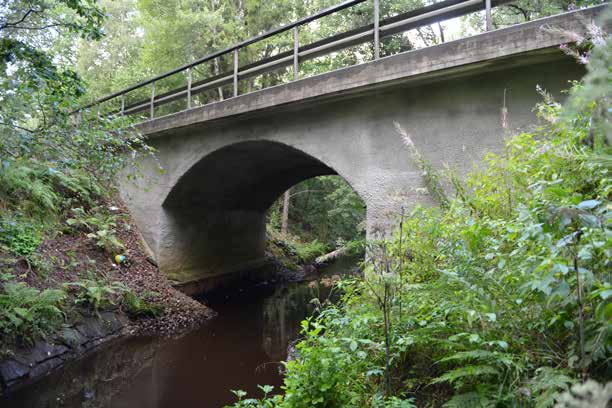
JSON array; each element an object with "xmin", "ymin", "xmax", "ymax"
[{"xmin": 432, "ymin": 365, "xmax": 500, "ymax": 386}]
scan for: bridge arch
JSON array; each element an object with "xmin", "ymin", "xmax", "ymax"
[
  {"xmin": 162, "ymin": 140, "xmax": 357, "ymax": 211},
  {"xmin": 157, "ymin": 139, "xmax": 369, "ymax": 293}
]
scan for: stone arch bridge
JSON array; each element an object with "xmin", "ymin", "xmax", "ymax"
[{"xmin": 114, "ymin": 5, "xmax": 605, "ymax": 292}]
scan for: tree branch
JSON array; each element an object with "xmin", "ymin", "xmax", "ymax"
[
  {"xmin": 0, "ymin": 121, "xmax": 35, "ymax": 133},
  {"xmin": 0, "ymin": 8, "xmax": 36, "ymax": 30},
  {"xmin": 3, "ymin": 22, "xmax": 68, "ymax": 32},
  {"xmin": 505, "ymin": 4, "xmax": 530, "ymax": 21}
]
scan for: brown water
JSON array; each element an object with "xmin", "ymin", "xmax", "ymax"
[{"xmin": 1, "ymin": 257, "xmax": 358, "ymax": 408}]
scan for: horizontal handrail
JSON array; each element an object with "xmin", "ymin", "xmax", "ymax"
[
  {"xmin": 81, "ymin": 0, "xmax": 512, "ymax": 118},
  {"xmin": 80, "ymin": 0, "xmax": 367, "ymax": 110}
]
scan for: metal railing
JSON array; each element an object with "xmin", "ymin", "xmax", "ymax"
[{"xmin": 82, "ymin": 0, "xmax": 512, "ymax": 120}]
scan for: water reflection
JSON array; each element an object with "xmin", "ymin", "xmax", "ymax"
[{"xmin": 1, "ymin": 258, "xmax": 358, "ymax": 408}]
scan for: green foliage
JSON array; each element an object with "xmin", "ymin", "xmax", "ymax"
[
  {"xmin": 0, "ymin": 218, "xmax": 42, "ymax": 256},
  {"xmin": 0, "ymin": 0, "xmax": 161, "ymax": 350},
  {"xmin": 1, "ymin": 0, "xmax": 150, "ymax": 241},
  {"xmin": 0, "ymin": 275, "xmax": 66, "ymax": 345},
  {"xmin": 269, "ymin": 176, "xmax": 366, "ymax": 248},
  {"xmin": 294, "ymin": 240, "xmax": 329, "ymax": 264},
  {"xmin": 278, "ymin": 312, "xmax": 379, "ymax": 408},
  {"xmin": 227, "ymin": 386, "xmax": 283, "ymax": 407},
  {"xmin": 67, "ymin": 207, "xmax": 125, "ymax": 254},
  {"xmin": 76, "ymin": 0, "xmax": 438, "ymax": 116},
  {"xmin": 229, "ymin": 33, "xmax": 611, "ymax": 407},
  {"xmin": 64, "ymin": 277, "xmax": 128, "ymax": 313},
  {"xmin": 86, "ymin": 228, "xmax": 125, "ymax": 254},
  {"xmin": 122, "ymin": 290, "xmax": 163, "ymax": 318},
  {"xmin": 65, "ymin": 277, "xmax": 159, "ymax": 316}
]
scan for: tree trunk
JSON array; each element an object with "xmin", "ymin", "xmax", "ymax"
[
  {"xmin": 281, "ymin": 189, "xmax": 290, "ymax": 235},
  {"xmin": 214, "ymin": 57, "xmax": 224, "ymax": 101},
  {"xmin": 437, "ymin": 22, "xmax": 445, "ymax": 43},
  {"xmin": 210, "ymin": 0, "xmax": 224, "ymax": 101}
]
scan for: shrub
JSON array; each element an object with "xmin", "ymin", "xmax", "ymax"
[
  {"xmin": 0, "ymin": 276, "xmax": 66, "ymax": 345},
  {"xmin": 64, "ymin": 277, "xmax": 127, "ymax": 313},
  {"xmin": 122, "ymin": 290, "xmax": 163, "ymax": 318},
  {"xmin": 0, "ymin": 218, "xmax": 42, "ymax": 256}
]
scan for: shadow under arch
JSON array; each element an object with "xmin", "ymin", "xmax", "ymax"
[
  {"xmin": 158, "ymin": 140, "xmax": 363, "ymax": 294},
  {"xmin": 163, "ymin": 140, "xmax": 338, "ymax": 211}
]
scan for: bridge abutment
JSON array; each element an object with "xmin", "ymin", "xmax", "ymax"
[{"xmin": 157, "ymin": 208, "xmax": 269, "ymax": 292}]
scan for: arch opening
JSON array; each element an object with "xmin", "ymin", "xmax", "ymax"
[
  {"xmin": 159, "ymin": 140, "xmax": 365, "ymax": 293},
  {"xmin": 163, "ymin": 141, "xmax": 338, "ymax": 211}
]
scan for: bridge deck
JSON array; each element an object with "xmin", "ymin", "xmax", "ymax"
[{"xmin": 139, "ymin": 6, "xmax": 605, "ymax": 138}]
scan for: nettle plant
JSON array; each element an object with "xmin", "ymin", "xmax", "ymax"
[
  {"xmin": 64, "ymin": 277, "xmax": 128, "ymax": 314},
  {"xmin": 67, "ymin": 206, "xmax": 126, "ymax": 254}
]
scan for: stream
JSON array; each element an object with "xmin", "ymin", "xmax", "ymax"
[{"xmin": 1, "ymin": 256, "xmax": 359, "ymax": 408}]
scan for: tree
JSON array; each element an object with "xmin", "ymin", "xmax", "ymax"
[
  {"xmin": 76, "ymin": 0, "xmax": 145, "ymax": 98},
  {"xmin": 0, "ymin": 0, "xmax": 145, "ymax": 218}
]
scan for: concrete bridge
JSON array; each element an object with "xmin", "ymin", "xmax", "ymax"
[{"xmin": 113, "ymin": 5, "xmax": 605, "ymax": 292}]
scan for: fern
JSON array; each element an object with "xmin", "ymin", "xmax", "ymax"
[
  {"xmin": 432, "ymin": 365, "xmax": 500, "ymax": 387},
  {"xmin": 438, "ymin": 349, "xmax": 510, "ymax": 364},
  {"xmin": 531, "ymin": 367, "xmax": 574, "ymax": 408},
  {"xmin": 0, "ymin": 280, "xmax": 66, "ymax": 345},
  {"xmin": 442, "ymin": 391, "xmax": 492, "ymax": 408}
]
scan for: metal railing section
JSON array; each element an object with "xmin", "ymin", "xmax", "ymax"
[{"xmin": 82, "ymin": 0, "xmax": 513, "ymax": 119}]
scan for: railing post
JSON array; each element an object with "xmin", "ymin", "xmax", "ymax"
[
  {"xmin": 485, "ymin": 0, "xmax": 492, "ymax": 31},
  {"xmin": 233, "ymin": 49, "xmax": 239, "ymax": 97},
  {"xmin": 373, "ymin": 0, "xmax": 380, "ymax": 59},
  {"xmin": 150, "ymin": 81, "xmax": 155, "ymax": 119},
  {"xmin": 187, "ymin": 68, "xmax": 192, "ymax": 109},
  {"xmin": 293, "ymin": 26, "xmax": 299, "ymax": 80},
  {"xmin": 120, "ymin": 94, "xmax": 125, "ymax": 116}
]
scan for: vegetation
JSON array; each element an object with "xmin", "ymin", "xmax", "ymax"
[
  {"xmin": 227, "ymin": 17, "xmax": 611, "ymax": 408},
  {"xmin": 0, "ymin": 0, "xmax": 610, "ymax": 405},
  {"xmin": 0, "ymin": 270, "xmax": 161, "ymax": 347},
  {"xmin": 0, "ymin": 273, "xmax": 66, "ymax": 346},
  {"xmin": 67, "ymin": 206, "xmax": 126, "ymax": 253},
  {"xmin": 272, "ymin": 177, "xmax": 365, "ymax": 244},
  {"xmin": 0, "ymin": 0, "xmax": 157, "ymax": 348}
]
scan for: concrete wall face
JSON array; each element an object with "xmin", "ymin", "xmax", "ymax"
[{"xmin": 120, "ymin": 58, "xmax": 584, "ymax": 287}]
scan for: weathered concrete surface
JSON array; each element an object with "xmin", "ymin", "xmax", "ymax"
[{"xmin": 119, "ymin": 6, "xmax": 603, "ymax": 288}]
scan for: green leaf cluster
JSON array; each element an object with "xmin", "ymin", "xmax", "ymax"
[
  {"xmin": 0, "ymin": 275, "xmax": 66, "ymax": 346},
  {"xmin": 67, "ymin": 206, "xmax": 125, "ymax": 254},
  {"xmin": 64, "ymin": 277, "xmax": 128, "ymax": 313},
  {"xmin": 0, "ymin": 218, "xmax": 42, "ymax": 256}
]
